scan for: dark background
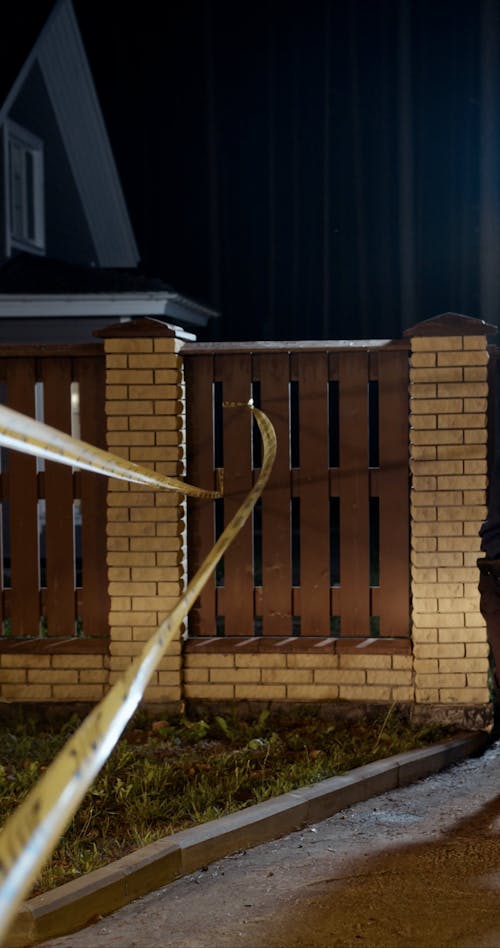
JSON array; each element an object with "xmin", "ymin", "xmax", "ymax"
[{"xmin": 15, "ymin": 1, "xmax": 500, "ymax": 341}]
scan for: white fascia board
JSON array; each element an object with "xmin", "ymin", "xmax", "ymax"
[{"xmin": 0, "ymin": 294, "xmax": 217, "ymax": 327}]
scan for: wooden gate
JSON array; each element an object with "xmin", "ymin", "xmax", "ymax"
[
  {"xmin": 0, "ymin": 345, "xmax": 108, "ymax": 640},
  {"xmin": 184, "ymin": 341, "xmax": 410, "ymax": 640}
]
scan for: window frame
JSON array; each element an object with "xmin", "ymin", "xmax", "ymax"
[{"xmin": 3, "ymin": 119, "xmax": 45, "ymax": 256}]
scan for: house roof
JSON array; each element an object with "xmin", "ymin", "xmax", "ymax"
[
  {"xmin": 0, "ymin": 254, "xmax": 218, "ymax": 328},
  {"xmin": 0, "ymin": 0, "xmax": 139, "ymax": 268}
]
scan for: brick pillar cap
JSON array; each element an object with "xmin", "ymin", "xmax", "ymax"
[
  {"xmin": 403, "ymin": 312, "xmax": 497, "ymax": 337},
  {"xmin": 93, "ymin": 317, "xmax": 175, "ymax": 339}
]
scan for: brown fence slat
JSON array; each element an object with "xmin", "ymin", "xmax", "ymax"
[
  {"xmin": 258, "ymin": 353, "xmax": 293, "ymax": 634},
  {"xmin": 217, "ymin": 353, "xmax": 253, "ymax": 636},
  {"xmin": 76, "ymin": 356, "xmax": 109, "ymax": 636},
  {"xmin": 41, "ymin": 358, "xmax": 76, "ymax": 635},
  {"xmin": 338, "ymin": 352, "xmax": 370, "ymax": 635},
  {"xmin": 377, "ymin": 350, "xmax": 410, "ymax": 635},
  {"xmin": 297, "ymin": 353, "xmax": 330, "ymax": 635},
  {"xmin": 185, "ymin": 355, "xmax": 217, "ymax": 635},
  {"xmin": 6, "ymin": 359, "xmax": 39, "ymax": 635}
]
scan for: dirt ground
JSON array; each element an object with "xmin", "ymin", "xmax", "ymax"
[{"xmin": 42, "ymin": 736, "xmax": 500, "ymax": 948}]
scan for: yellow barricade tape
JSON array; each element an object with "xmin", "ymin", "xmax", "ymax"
[
  {"xmin": 0, "ymin": 401, "xmax": 276, "ymax": 945},
  {"xmin": 0, "ymin": 403, "xmax": 220, "ymax": 498}
]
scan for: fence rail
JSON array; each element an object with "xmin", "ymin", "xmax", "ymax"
[
  {"xmin": 185, "ymin": 342, "xmax": 410, "ymax": 639},
  {"xmin": 0, "ymin": 345, "xmax": 108, "ymax": 640}
]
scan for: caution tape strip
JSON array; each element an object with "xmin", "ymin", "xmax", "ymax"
[
  {"xmin": 0, "ymin": 403, "xmax": 221, "ymax": 498},
  {"xmin": 0, "ymin": 401, "xmax": 276, "ymax": 945}
]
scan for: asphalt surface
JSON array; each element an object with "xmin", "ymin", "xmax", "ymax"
[{"xmin": 39, "ymin": 735, "xmax": 500, "ymax": 948}]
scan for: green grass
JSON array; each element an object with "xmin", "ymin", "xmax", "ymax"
[{"xmin": 0, "ymin": 706, "xmax": 457, "ymax": 897}]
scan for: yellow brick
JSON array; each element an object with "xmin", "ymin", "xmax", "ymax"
[
  {"xmin": 392, "ymin": 686, "xmax": 414, "ymax": 702},
  {"xmin": 185, "ymin": 653, "xmax": 235, "ymax": 668},
  {"xmin": 107, "ymin": 509, "xmax": 129, "ymax": 523},
  {"xmin": 438, "ymin": 382, "xmax": 488, "ymax": 398},
  {"xmin": 415, "ymin": 688, "xmax": 440, "ymax": 703},
  {"xmin": 413, "ymin": 643, "xmax": 464, "ymax": 659},
  {"xmin": 144, "ymin": 685, "xmax": 181, "ymax": 701},
  {"xmin": 52, "ymin": 684, "xmax": 104, "ymax": 700},
  {"xmin": 392, "ymin": 655, "xmax": 413, "ymax": 669},
  {"xmin": 438, "ymin": 505, "xmax": 485, "ymax": 522},
  {"xmin": 438, "ymin": 476, "xmax": 484, "ymax": 491},
  {"xmin": 129, "ymin": 354, "xmax": 179, "ymax": 369},
  {"xmin": 287, "ymin": 684, "xmax": 339, "ymax": 700},
  {"xmin": 105, "ymin": 339, "xmax": 153, "ymax": 354},
  {"xmin": 437, "ymin": 567, "xmax": 480, "ymax": 582},
  {"xmin": 0, "ymin": 669, "xmax": 26, "ymax": 683},
  {"xmin": 315, "ymin": 668, "xmax": 365, "ymax": 684},
  {"xmin": 410, "ymin": 366, "xmax": 462, "ymax": 382},
  {"xmin": 439, "ymin": 687, "xmax": 490, "ymax": 703},
  {"xmin": 466, "ymin": 673, "xmax": 489, "ymax": 688},
  {"xmin": 438, "ymin": 536, "xmax": 481, "ymax": 552},
  {"xmin": 412, "ymin": 460, "xmax": 463, "ymax": 477},
  {"xmin": 2, "ymin": 684, "xmax": 51, "ymax": 700},
  {"xmin": 464, "ymin": 366, "xmax": 487, "ymax": 379},
  {"xmin": 110, "ymin": 611, "xmax": 156, "ymax": 627},
  {"xmin": 412, "ymin": 507, "xmax": 437, "ymax": 522},
  {"xmin": 437, "ymin": 444, "xmax": 486, "ymax": 460},
  {"xmin": 366, "ymin": 670, "xmax": 411, "ymax": 685},
  {"xmin": 439, "ymin": 626, "xmax": 485, "ymax": 643},
  {"xmin": 237, "ymin": 653, "xmax": 287, "ymax": 667},
  {"xmin": 154, "ymin": 369, "xmax": 181, "ymax": 384},
  {"xmin": 108, "ymin": 523, "xmax": 156, "ymax": 538},
  {"xmin": 465, "ymin": 429, "xmax": 487, "ymax": 443},
  {"xmin": 412, "ymin": 337, "xmax": 463, "ymax": 352},
  {"xmin": 158, "ymin": 671, "xmax": 180, "ymax": 686},
  {"xmin": 106, "ymin": 385, "xmax": 128, "ymax": 399},
  {"xmin": 411, "ymin": 627, "xmax": 438, "ymax": 643},
  {"xmin": 184, "ymin": 668, "xmax": 209, "ymax": 684},
  {"xmin": 411, "ymin": 571, "xmax": 437, "ymax": 586},
  {"xmin": 438, "ymin": 413, "xmax": 487, "ymax": 429},
  {"xmin": 108, "ymin": 537, "xmax": 129, "ymax": 551},
  {"xmin": 412, "ymin": 537, "xmax": 437, "ymax": 552},
  {"xmin": 28, "ymin": 669, "xmax": 78, "ymax": 683},
  {"xmin": 412, "ymin": 398, "xmax": 462, "ymax": 415},
  {"xmin": 411, "ymin": 598, "xmax": 438, "ymax": 614},
  {"xmin": 412, "ymin": 551, "xmax": 462, "ymax": 567},
  {"xmin": 339, "ymin": 685, "xmax": 391, "ymax": 701},
  {"xmin": 109, "ymin": 582, "xmax": 157, "ymax": 597},
  {"xmin": 107, "ymin": 432, "xmax": 155, "ymax": 446},
  {"xmin": 466, "ymin": 642, "xmax": 489, "ymax": 658},
  {"xmin": 411, "ymin": 415, "xmax": 437, "ymax": 430},
  {"xmin": 158, "ymin": 655, "xmax": 181, "ymax": 670},
  {"xmin": 263, "ymin": 668, "xmax": 313, "ymax": 684},
  {"xmin": 411, "ymin": 445, "xmax": 436, "ymax": 460},
  {"xmin": 108, "ymin": 552, "xmax": 156, "ymax": 566},
  {"xmin": 413, "ymin": 612, "xmax": 464, "ymax": 628},
  {"xmin": 339, "ymin": 654, "xmax": 391, "ymax": 669},
  {"xmin": 409, "ymin": 383, "xmax": 437, "ymax": 398},
  {"xmin": 210, "ymin": 667, "xmax": 261, "ymax": 683},
  {"xmin": 411, "ymin": 429, "xmax": 463, "ymax": 446},
  {"xmin": 235, "ymin": 684, "xmax": 286, "ymax": 699},
  {"xmin": 413, "ymin": 522, "xmax": 463, "ymax": 537},
  {"xmin": 464, "ymin": 398, "xmax": 488, "ymax": 412},
  {"xmin": 410, "ymin": 352, "xmax": 437, "ymax": 367},
  {"xmin": 51, "ymin": 654, "xmax": 105, "ymax": 669},
  {"xmin": 106, "ymin": 354, "xmax": 127, "ymax": 368},
  {"xmin": 463, "ymin": 337, "xmax": 487, "ymax": 350},
  {"xmin": 438, "ymin": 351, "xmax": 488, "ymax": 366},
  {"xmin": 411, "ymin": 477, "xmax": 437, "ymax": 491},
  {"xmin": 107, "ymin": 369, "xmax": 153, "ymax": 384},
  {"xmin": 412, "ymin": 491, "xmax": 462, "ymax": 507},
  {"xmin": 464, "ymin": 460, "xmax": 487, "ymax": 475},
  {"xmin": 440, "ymin": 657, "xmax": 488, "ymax": 673},
  {"xmin": 417, "ymin": 673, "xmax": 466, "ymax": 688},
  {"xmin": 413, "ymin": 658, "xmax": 439, "ymax": 673},
  {"xmin": 2, "ymin": 654, "xmax": 50, "ymax": 668},
  {"xmin": 108, "ymin": 567, "xmax": 131, "ymax": 582},
  {"xmin": 79, "ymin": 669, "xmax": 109, "ymax": 684}
]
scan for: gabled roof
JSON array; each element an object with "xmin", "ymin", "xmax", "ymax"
[{"xmin": 0, "ymin": 0, "xmax": 139, "ymax": 268}]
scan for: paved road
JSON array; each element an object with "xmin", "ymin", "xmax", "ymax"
[{"xmin": 42, "ymin": 737, "xmax": 500, "ymax": 948}]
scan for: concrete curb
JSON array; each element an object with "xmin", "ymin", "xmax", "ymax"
[{"xmin": 6, "ymin": 730, "xmax": 488, "ymax": 947}]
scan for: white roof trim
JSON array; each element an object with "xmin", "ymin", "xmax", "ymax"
[{"xmin": 0, "ymin": 293, "xmax": 217, "ymax": 326}]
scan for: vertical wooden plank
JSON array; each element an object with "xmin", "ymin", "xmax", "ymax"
[
  {"xmin": 185, "ymin": 355, "xmax": 217, "ymax": 635},
  {"xmin": 42, "ymin": 358, "xmax": 76, "ymax": 635},
  {"xmin": 377, "ymin": 349, "xmax": 410, "ymax": 635},
  {"xmin": 338, "ymin": 352, "xmax": 370, "ymax": 635},
  {"xmin": 77, "ymin": 355, "xmax": 109, "ymax": 637},
  {"xmin": 217, "ymin": 353, "xmax": 253, "ymax": 636},
  {"xmin": 297, "ymin": 353, "xmax": 330, "ymax": 635},
  {"xmin": 7, "ymin": 359, "xmax": 39, "ymax": 636},
  {"xmin": 259, "ymin": 353, "xmax": 293, "ymax": 634}
]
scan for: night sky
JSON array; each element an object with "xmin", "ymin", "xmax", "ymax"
[{"xmin": 18, "ymin": 2, "xmax": 500, "ymax": 340}]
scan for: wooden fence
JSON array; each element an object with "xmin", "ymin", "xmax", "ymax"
[
  {"xmin": 0, "ymin": 345, "xmax": 108, "ymax": 639},
  {"xmin": 184, "ymin": 342, "xmax": 410, "ymax": 640}
]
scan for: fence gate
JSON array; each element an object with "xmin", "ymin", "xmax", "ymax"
[
  {"xmin": 0, "ymin": 345, "xmax": 109, "ymax": 641},
  {"xmin": 184, "ymin": 342, "xmax": 410, "ymax": 642}
]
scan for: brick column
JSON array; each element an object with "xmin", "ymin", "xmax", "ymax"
[
  {"xmin": 405, "ymin": 313, "xmax": 495, "ymax": 724},
  {"xmin": 96, "ymin": 319, "xmax": 185, "ymax": 708}
]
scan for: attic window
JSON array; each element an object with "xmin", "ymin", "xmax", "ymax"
[{"xmin": 4, "ymin": 120, "xmax": 45, "ymax": 255}]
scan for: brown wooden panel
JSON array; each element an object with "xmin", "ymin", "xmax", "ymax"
[
  {"xmin": 41, "ymin": 359, "xmax": 76, "ymax": 635},
  {"xmin": 337, "ymin": 352, "xmax": 370, "ymax": 635},
  {"xmin": 258, "ymin": 353, "xmax": 293, "ymax": 634},
  {"xmin": 377, "ymin": 350, "xmax": 410, "ymax": 635},
  {"xmin": 7, "ymin": 359, "xmax": 40, "ymax": 635},
  {"xmin": 297, "ymin": 353, "xmax": 330, "ymax": 635},
  {"xmin": 76, "ymin": 356, "xmax": 109, "ymax": 636},
  {"xmin": 185, "ymin": 355, "xmax": 217, "ymax": 635},
  {"xmin": 216, "ymin": 353, "xmax": 253, "ymax": 635}
]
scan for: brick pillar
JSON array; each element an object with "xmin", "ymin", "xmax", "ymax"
[
  {"xmin": 405, "ymin": 313, "xmax": 496, "ymax": 723},
  {"xmin": 96, "ymin": 319, "xmax": 185, "ymax": 708}
]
